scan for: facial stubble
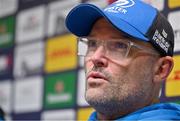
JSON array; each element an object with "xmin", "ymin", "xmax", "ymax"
[{"xmin": 85, "ymin": 65, "xmax": 154, "ymax": 117}]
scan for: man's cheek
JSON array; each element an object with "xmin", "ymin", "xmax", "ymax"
[{"xmin": 85, "ymin": 62, "xmax": 94, "ymax": 73}]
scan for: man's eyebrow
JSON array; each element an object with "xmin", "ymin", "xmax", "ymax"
[{"xmin": 109, "ymin": 35, "xmax": 132, "ymax": 40}]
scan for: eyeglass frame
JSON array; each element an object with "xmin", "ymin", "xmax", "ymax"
[{"xmin": 77, "ymin": 37, "xmax": 160, "ymax": 62}]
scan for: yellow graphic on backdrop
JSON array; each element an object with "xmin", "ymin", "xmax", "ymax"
[
  {"xmin": 45, "ymin": 34, "xmax": 77, "ymax": 73},
  {"xmin": 168, "ymin": 0, "xmax": 180, "ymax": 8},
  {"xmin": 77, "ymin": 107, "xmax": 94, "ymax": 121},
  {"xmin": 166, "ymin": 55, "xmax": 180, "ymax": 97}
]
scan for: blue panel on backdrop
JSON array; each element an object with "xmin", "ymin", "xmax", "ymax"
[
  {"xmin": 12, "ymin": 112, "xmax": 41, "ymax": 120},
  {"xmin": 18, "ymin": 0, "xmax": 46, "ymax": 10}
]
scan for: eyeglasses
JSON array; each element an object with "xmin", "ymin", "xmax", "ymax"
[{"xmin": 77, "ymin": 37, "xmax": 159, "ymax": 62}]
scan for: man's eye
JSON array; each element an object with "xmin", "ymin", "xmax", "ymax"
[
  {"xmin": 88, "ymin": 40, "xmax": 97, "ymax": 47},
  {"xmin": 112, "ymin": 41, "xmax": 128, "ymax": 49}
]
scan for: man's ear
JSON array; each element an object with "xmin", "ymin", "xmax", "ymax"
[{"xmin": 153, "ymin": 56, "xmax": 174, "ymax": 83}]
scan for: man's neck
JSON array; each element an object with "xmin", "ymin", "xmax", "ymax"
[{"xmin": 96, "ymin": 100, "xmax": 160, "ymax": 120}]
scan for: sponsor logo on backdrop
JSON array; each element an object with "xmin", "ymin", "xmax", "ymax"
[
  {"xmin": 0, "ymin": 0, "xmax": 17, "ymax": 17},
  {"xmin": 166, "ymin": 55, "xmax": 180, "ymax": 97},
  {"xmin": 16, "ymin": 6, "xmax": 45, "ymax": 44},
  {"xmin": 49, "ymin": 48, "xmax": 73, "ymax": 59},
  {"xmin": 44, "ymin": 72, "xmax": 76, "ymax": 109},
  {"xmin": 0, "ymin": 16, "xmax": 15, "ymax": 49},
  {"xmin": 14, "ymin": 76, "xmax": 43, "ymax": 113},
  {"xmin": 142, "ymin": 0, "xmax": 164, "ymax": 11},
  {"xmin": 168, "ymin": 11, "xmax": 180, "ymax": 52},
  {"xmin": 47, "ymin": 0, "xmax": 80, "ymax": 37},
  {"xmin": 0, "ymin": 56, "xmax": 9, "ymax": 72},
  {"xmin": 82, "ymin": 0, "xmax": 108, "ymax": 7},
  {"xmin": 168, "ymin": 0, "xmax": 180, "ymax": 9},
  {"xmin": 0, "ymin": 81, "xmax": 12, "ymax": 113},
  {"xmin": 22, "ymin": 16, "xmax": 40, "ymax": 33},
  {"xmin": 41, "ymin": 109, "xmax": 75, "ymax": 120},
  {"xmin": 45, "ymin": 34, "xmax": 77, "ymax": 73},
  {"xmin": 47, "ymin": 81, "xmax": 72, "ymax": 104},
  {"xmin": 0, "ymin": 54, "xmax": 12, "ymax": 79},
  {"xmin": 14, "ymin": 41, "xmax": 44, "ymax": 78}
]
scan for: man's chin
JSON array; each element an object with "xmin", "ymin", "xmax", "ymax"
[{"xmin": 85, "ymin": 88, "xmax": 107, "ymax": 104}]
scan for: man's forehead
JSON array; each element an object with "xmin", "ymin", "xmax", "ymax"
[{"xmin": 89, "ymin": 18, "xmax": 154, "ymax": 48}]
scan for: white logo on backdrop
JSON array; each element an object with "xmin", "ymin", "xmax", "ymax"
[{"xmin": 16, "ymin": 6, "xmax": 45, "ymax": 44}]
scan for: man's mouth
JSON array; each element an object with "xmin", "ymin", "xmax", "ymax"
[
  {"xmin": 87, "ymin": 71, "xmax": 108, "ymax": 87},
  {"xmin": 87, "ymin": 71, "xmax": 108, "ymax": 80}
]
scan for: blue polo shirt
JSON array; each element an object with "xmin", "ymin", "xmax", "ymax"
[{"xmin": 88, "ymin": 103, "xmax": 180, "ymax": 121}]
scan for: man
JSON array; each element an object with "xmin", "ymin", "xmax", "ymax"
[{"xmin": 66, "ymin": 0, "xmax": 180, "ymax": 120}]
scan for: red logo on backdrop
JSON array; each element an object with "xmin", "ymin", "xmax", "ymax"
[
  {"xmin": 49, "ymin": 48, "xmax": 73, "ymax": 59},
  {"xmin": 0, "ymin": 25, "xmax": 6, "ymax": 33},
  {"xmin": 55, "ymin": 81, "xmax": 64, "ymax": 93},
  {"xmin": 174, "ymin": 71, "xmax": 180, "ymax": 80}
]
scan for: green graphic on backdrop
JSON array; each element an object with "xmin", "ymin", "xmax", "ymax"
[
  {"xmin": 44, "ymin": 71, "xmax": 76, "ymax": 109},
  {"xmin": 0, "ymin": 16, "xmax": 15, "ymax": 49}
]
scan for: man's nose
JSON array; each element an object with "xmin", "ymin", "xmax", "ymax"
[{"xmin": 91, "ymin": 46, "xmax": 108, "ymax": 67}]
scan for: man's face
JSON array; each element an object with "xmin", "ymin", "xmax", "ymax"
[{"xmin": 84, "ymin": 18, "xmax": 158, "ymax": 116}]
